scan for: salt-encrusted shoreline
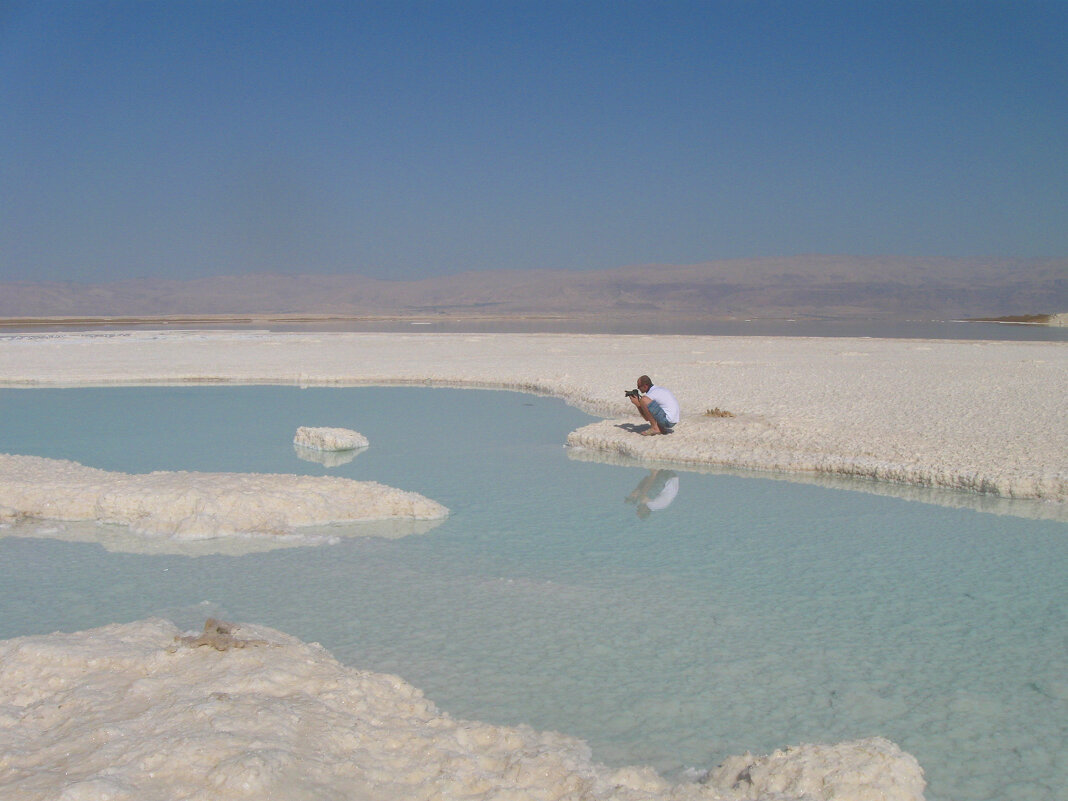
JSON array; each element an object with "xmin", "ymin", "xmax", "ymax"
[
  {"xmin": 1, "ymin": 329, "xmax": 1064, "ymax": 511},
  {"xmin": 0, "ymin": 618, "xmax": 926, "ymax": 801}
]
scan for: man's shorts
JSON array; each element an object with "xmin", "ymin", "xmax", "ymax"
[{"xmin": 647, "ymin": 399, "xmax": 674, "ymax": 431}]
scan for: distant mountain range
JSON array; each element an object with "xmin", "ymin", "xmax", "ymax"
[{"xmin": 1, "ymin": 256, "xmax": 1064, "ymax": 320}]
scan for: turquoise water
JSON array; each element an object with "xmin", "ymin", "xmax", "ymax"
[{"xmin": 1, "ymin": 386, "xmax": 1065, "ymax": 801}]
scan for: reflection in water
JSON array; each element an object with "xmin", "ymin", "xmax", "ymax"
[
  {"xmin": 568, "ymin": 446, "xmax": 1067, "ymax": 523},
  {"xmin": 0, "ymin": 515, "xmax": 444, "ymax": 556},
  {"xmin": 625, "ymin": 469, "xmax": 679, "ymax": 518},
  {"xmin": 293, "ymin": 443, "xmax": 364, "ymax": 467}
]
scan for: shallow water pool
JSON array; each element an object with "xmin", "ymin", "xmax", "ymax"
[{"xmin": 1, "ymin": 386, "xmax": 1065, "ymax": 801}]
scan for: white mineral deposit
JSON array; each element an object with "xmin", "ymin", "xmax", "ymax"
[
  {"xmin": 293, "ymin": 425, "xmax": 369, "ymax": 451},
  {"xmin": 0, "ymin": 453, "xmax": 447, "ymax": 538},
  {"xmin": 0, "ymin": 619, "xmax": 927, "ymax": 801}
]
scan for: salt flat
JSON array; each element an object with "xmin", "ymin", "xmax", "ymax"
[
  {"xmin": 2, "ymin": 329, "xmax": 1064, "ymax": 800},
  {"xmin": 1, "ymin": 329, "xmax": 1064, "ymax": 512}
]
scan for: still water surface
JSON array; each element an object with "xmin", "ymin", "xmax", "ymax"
[
  {"xmin": 13, "ymin": 317, "xmax": 1068, "ymax": 340},
  {"xmin": 1, "ymin": 386, "xmax": 1065, "ymax": 801}
]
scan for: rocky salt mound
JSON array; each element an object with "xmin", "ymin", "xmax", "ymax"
[
  {"xmin": 0, "ymin": 454, "xmax": 447, "ymax": 539},
  {"xmin": 0, "ymin": 619, "xmax": 926, "ymax": 801},
  {"xmin": 293, "ymin": 425, "xmax": 369, "ymax": 451}
]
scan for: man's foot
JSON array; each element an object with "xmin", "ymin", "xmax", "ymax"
[{"xmin": 640, "ymin": 429, "xmax": 660, "ymax": 436}]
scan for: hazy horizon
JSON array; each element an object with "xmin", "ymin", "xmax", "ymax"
[
  {"xmin": 2, "ymin": 2, "xmax": 1066, "ymax": 285},
  {"xmin": 2, "ymin": 255, "xmax": 1064, "ymax": 322}
]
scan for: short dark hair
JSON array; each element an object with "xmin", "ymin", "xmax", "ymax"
[{"xmin": 637, "ymin": 375, "xmax": 652, "ymax": 388}]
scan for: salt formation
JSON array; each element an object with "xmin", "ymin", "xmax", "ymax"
[
  {"xmin": 293, "ymin": 425, "xmax": 369, "ymax": 451},
  {"xmin": 0, "ymin": 618, "xmax": 927, "ymax": 801},
  {"xmin": 708, "ymin": 739, "xmax": 926, "ymax": 801},
  {"xmin": 0, "ymin": 454, "xmax": 447, "ymax": 539}
]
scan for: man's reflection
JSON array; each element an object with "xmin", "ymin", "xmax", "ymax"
[{"xmin": 625, "ymin": 469, "xmax": 679, "ymax": 518}]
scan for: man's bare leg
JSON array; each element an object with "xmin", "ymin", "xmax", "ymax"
[{"xmin": 634, "ymin": 396, "xmax": 663, "ymax": 435}]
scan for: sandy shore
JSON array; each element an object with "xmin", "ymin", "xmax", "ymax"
[{"xmin": 1, "ymin": 329, "xmax": 1065, "ymax": 514}]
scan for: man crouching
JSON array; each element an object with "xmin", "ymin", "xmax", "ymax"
[{"xmin": 627, "ymin": 375, "xmax": 680, "ymax": 435}]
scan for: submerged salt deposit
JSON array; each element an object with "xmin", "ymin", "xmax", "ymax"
[
  {"xmin": 0, "ymin": 618, "xmax": 926, "ymax": 801},
  {"xmin": 0, "ymin": 330, "xmax": 1063, "ymax": 508},
  {"xmin": 0, "ymin": 453, "xmax": 447, "ymax": 539},
  {"xmin": 293, "ymin": 425, "xmax": 368, "ymax": 451}
]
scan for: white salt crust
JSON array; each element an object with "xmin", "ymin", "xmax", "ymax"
[
  {"xmin": 0, "ymin": 331, "xmax": 1063, "ymax": 511},
  {"xmin": 0, "ymin": 453, "xmax": 447, "ymax": 539},
  {"xmin": 293, "ymin": 425, "xmax": 369, "ymax": 451},
  {"xmin": 0, "ymin": 618, "xmax": 926, "ymax": 801}
]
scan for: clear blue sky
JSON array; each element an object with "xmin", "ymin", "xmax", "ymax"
[{"xmin": 1, "ymin": 0, "xmax": 1065, "ymax": 282}]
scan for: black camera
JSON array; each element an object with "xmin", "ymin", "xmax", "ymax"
[{"xmin": 624, "ymin": 388, "xmax": 641, "ymax": 398}]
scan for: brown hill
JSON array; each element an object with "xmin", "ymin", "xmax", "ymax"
[{"xmin": 1, "ymin": 256, "xmax": 1064, "ymax": 320}]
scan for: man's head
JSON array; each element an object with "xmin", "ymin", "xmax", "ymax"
[{"xmin": 637, "ymin": 375, "xmax": 652, "ymax": 392}]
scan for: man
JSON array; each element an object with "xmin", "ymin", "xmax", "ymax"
[{"xmin": 629, "ymin": 374, "xmax": 680, "ymax": 435}]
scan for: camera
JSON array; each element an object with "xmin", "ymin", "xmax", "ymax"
[{"xmin": 624, "ymin": 389, "xmax": 641, "ymax": 398}]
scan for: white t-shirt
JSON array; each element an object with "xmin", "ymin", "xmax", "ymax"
[{"xmin": 645, "ymin": 385, "xmax": 680, "ymax": 424}]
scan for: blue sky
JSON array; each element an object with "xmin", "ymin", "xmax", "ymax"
[{"xmin": 1, "ymin": 1, "xmax": 1065, "ymax": 282}]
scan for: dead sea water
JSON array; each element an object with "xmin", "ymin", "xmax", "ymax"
[{"xmin": 0, "ymin": 386, "xmax": 1065, "ymax": 801}]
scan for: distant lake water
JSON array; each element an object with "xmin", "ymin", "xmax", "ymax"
[
  {"xmin": 1, "ymin": 386, "xmax": 1065, "ymax": 801},
  {"xmin": 6, "ymin": 317, "xmax": 1068, "ymax": 341}
]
